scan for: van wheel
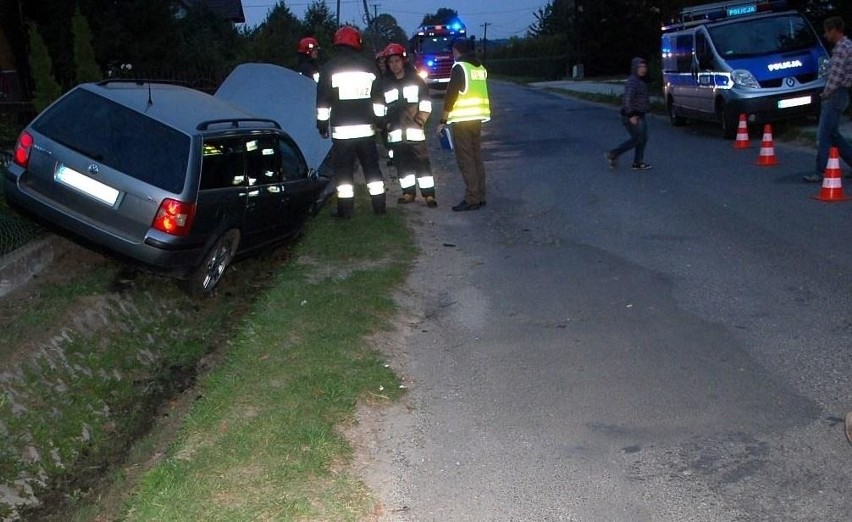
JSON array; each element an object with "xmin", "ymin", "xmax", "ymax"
[
  {"xmin": 668, "ymin": 97, "xmax": 686, "ymax": 126},
  {"xmin": 183, "ymin": 230, "xmax": 240, "ymax": 297},
  {"xmin": 717, "ymin": 101, "xmax": 738, "ymax": 140}
]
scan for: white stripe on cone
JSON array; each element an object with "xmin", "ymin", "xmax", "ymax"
[{"xmin": 821, "ymin": 177, "xmax": 842, "ymax": 189}]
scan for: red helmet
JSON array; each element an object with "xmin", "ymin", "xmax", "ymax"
[
  {"xmin": 298, "ymin": 37, "xmax": 319, "ymax": 54},
  {"xmin": 375, "ymin": 49, "xmax": 386, "ymax": 61},
  {"xmin": 333, "ymin": 26, "xmax": 362, "ymax": 50},
  {"xmin": 383, "ymin": 43, "xmax": 407, "ymax": 59}
]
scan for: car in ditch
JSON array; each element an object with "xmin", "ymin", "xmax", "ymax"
[{"xmin": 3, "ymin": 64, "xmax": 332, "ymax": 296}]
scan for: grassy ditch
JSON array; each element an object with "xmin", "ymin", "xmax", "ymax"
[
  {"xmin": 0, "ymin": 249, "xmax": 250, "ymax": 521},
  {"xmin": 76, "ymin": 197, "xmax": 416, "ymax": 520},
  {"xmin": 0, "ymin": 189, "xmax": 416, "ymax": 521}
]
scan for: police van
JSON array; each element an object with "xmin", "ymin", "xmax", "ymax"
[{"xmin": 661, "ymin": 0, "xmax": 829, "ymax": 138}]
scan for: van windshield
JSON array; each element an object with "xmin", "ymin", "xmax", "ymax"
[{"xmin": 708, "ymin": 14, "xmax": 818, "ymax": 58}]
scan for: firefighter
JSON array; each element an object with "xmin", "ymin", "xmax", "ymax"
[
  {"xmin": 375, "ymin": 48, "xmax": 393, "ymax": 166},
  {"xmin": 381, "ymin": 43, "xmax": 437, "ymax": 207},
  {"xmin": 297, "ymin": 37, "xmax": 321, "ymax": 82},
  {"xmin": 375, "ymin": 49, "xmax": 388, "ymax": 78},
  {"xmin": 316, "ymin": 26, "xmax": 386, "ymax": 218}
]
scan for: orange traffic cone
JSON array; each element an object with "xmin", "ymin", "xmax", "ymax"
[
  {"xmin": 813, "ymin": 147, "xmax": 850, "ymax": 202},
  {"xmin": 733, "ymin": 114, "xmax": 750, "ymax": 149},
  {"xmin": 755, "ymin": 124, "xmax": 778, "ymax": 166}
]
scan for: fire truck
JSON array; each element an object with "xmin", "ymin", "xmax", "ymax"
[{"xmin": 409, "ymin": 21, "xmax": 466, "ymax": 89}]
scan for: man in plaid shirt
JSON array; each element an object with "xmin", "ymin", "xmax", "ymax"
[{"xmin": 806, "ymin": 16, "xmax": 852, "ymax": 182}]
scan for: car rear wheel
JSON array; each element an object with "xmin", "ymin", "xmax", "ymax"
[{"xmin": 184, "ymin": 230, "xmax": 240, "ymax": 297}]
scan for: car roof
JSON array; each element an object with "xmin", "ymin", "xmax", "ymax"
[{"xmin": 79, "ymin": 81, "xmax": 267, "ymax": 134}]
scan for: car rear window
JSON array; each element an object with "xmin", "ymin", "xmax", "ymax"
[{"xmin": 31, "ymin": 88, "xmax": 191, "ymax": 193}]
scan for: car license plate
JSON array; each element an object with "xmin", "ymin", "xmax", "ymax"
[
  {"xmin": 54, "ymin": 163, "xmax": 119, "ymax": 206},
  {"xmin": 777, "ymin": 95, "xmax": 811, "ymax": 109}
]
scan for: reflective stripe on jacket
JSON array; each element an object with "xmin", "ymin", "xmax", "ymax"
[
  {"xmin": 382, "ymin": 69, "xmax": 431, "ymax": 143},
  {"xmin": 316, "ymin": 47, "xmax": 383, "ymax": 140},
  {"xmin": 447, "ymin": 62, "xmax": 490, "ymax": 124}
]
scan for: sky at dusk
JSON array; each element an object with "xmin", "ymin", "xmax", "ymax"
[{"xmin": 239, "ymin": 0, "xmax": 547, "ymax": 40}]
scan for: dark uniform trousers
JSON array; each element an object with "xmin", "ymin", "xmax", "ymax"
[
  {"xmin": 333, "ymin": 136, "xmax": 384, "ymax": 206},
  {"xmin": 451, "ymin": 120, "xmax": 486, "ymax": 205},
  {"xmin": 394, "ymin": 140, "xmax": 435, "ymax": 199}
]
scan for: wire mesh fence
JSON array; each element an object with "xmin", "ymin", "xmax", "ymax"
[{"xmin": 1, "ymin": 153, "xmax": 46, "ymax": 256}]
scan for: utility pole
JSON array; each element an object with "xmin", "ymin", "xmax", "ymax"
[
  {"xmin": 372, "ymin": 3, "xmax": 380, "ymax": 21},
  {"xmin": 480, "ymin": 22, "xmax": 490, "ymax": 61},
  {"xmin": 336, "ymin": 0, "xmax": 340, "ymax": 25},
  {"xmin": 362, "ymin": 0, "xmax": 372, "ymax": 26}
]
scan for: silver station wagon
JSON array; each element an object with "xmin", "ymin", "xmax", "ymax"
[{"xmin": 4, "ymin": 64, "xmax": 331, "ymax": 296}]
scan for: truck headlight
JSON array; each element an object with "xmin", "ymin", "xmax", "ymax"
[
  {"xmin": 731, "ymin": 69, "xmax": 760, "ymax": 88},
  {"xmin": 418, "ymin": 70, "xmax": 428, "ymax": 79}
]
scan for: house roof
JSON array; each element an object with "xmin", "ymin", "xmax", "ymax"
[{"xmin": 181, "ymin": 0, "xmax": 245, "ymax": 23}]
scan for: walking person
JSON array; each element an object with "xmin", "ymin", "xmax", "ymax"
[
  {"xmin": 381, "ymin": 43, "xmax": 438, "ymax": 207},
  {"xmin": 606, "ymin": 57, "xmax": 653, "ymax": 170},
  {"xmin": 804, "ymin": 16, "xmax": 852, "ymax": 183},
  {"xmin": 316, "ymin": 26, "xmax": 387, "ymax": 218},
  {"xmin": 437, "ymin": 37, "xmax": 491, "ymax": 212}
]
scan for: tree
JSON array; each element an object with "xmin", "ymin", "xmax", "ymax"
[
  {"xmin": 421, "ymin": 8, "xmax": 460, "ymax": 26},
  {"xmin": 72, "ymin": 6, "xmax": 101, "ymax": 84},
  {"xmin": 21, "ymin": 0, "xmax": 77, "ymax": 85},
  {"xmin": 528, "ymin": 0, "xmax": 571, "ymax": 38},
  {"xmin": 28, "ymin": 25, "xmax": 62, "ymax": 112},
  {"xmin": 363, "ymin": 13, "xmax": 408, "ymax": 55},
  {"xmin": 243, "ymin": 2, "xmax": 304, "ymax": 67},
  {"xmin": 302, "ymin": 0, "xmax": 338, "ymax": 52},
  {"xmin": 175, "ymin": 3, "xmax": 244, "ymax": 72}
]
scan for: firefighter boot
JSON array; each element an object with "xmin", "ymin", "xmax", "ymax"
[
  {"xmin": 332, "ymin": 198, "xmax": 354, "ymax": 220},
  {"xmin": 371, "ymin": 193, "xmax": 387, "ymax": 215},
  {"xmin": 397, "ymin": 193, "xmax": 415, "ymax": 204}
]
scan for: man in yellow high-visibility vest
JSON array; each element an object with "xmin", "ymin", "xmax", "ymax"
[{"xmin": 437, "ymin": 37, "xmax": 490, "ymax": 211}]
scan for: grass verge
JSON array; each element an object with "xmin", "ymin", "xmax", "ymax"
[
  {"xmin": 0, "ymin": 254, "xmax": 249, "ymax": 521},
  {"xmin": 100, "ymin": 198, "xmax": 416, "ymax": 520}
]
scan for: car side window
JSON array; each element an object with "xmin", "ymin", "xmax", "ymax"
[
  {"xmin": 200, "ymin": 137, "xmax": 247, "ymax": 190},
  {"xmin": 245, "ymin": 136, "xmax": 282, "ymax": 186},
  {"xmin": 277, "ymin": 135, "xmax": 308, "ymax": 181}
]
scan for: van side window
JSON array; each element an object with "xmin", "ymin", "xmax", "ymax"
[
  {"xmin": 675, "ymin": 35, "xmax": 693, "ymax": 73},
  {"xmin": 200, "ymin": 138, "xmax": 246, "ymax": 190},
  {"xmin": 277, "ymin": 136, "xmax": 308, "ymax": 181},
  {"xmin": 245, "ymin": 136, "xmax": 282, "ymax": 186}
]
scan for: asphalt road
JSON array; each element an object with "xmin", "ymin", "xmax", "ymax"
[{"xmin": 366, "ymin": 81, "xmax": 852, "ymax": 521}]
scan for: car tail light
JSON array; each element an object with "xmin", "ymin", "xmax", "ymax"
[
  {"xmin": 13, "ymin": 131, "xmax": 34, "ymax": 168},
  {"xmin": 152, "ymin": 198, "xmax": 196, "ymax": 236}
]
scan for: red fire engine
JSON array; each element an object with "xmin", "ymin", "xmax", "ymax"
[{"xmin": 408, "ymin": 21, "xmax": 466, "ymax": 89}]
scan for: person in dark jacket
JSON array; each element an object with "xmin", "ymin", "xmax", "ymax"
[
  {"xmin": 606, "ymin": 57, "xmax": 652, "ymax": 170},
  {"xmin": 437, "ymin": 37, "xmax": 491, "ymax": 211},
  {"xmin": 381, "ymin": 43, "xmax": 437, "ymax": 207},
  {"xmin": 297, "ymin": 37, "xmax": 321, "ymax": 82},
  {"xmin": 316, "ymin": 26, "xmax": 386, "ymax": 218}
]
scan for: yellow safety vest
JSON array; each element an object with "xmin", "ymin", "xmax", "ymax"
[{"xmin": 447, "ymin": 62, "xmax": 491, "ymax": 124}]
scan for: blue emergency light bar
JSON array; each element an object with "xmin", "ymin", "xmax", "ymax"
[{"xmin": 415, "ymin": 20, "xmax": 466, "ymax": 37}]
